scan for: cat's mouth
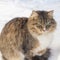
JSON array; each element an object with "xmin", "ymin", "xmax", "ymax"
[
  {"xmin": 35, "ymin": 30, "xmax": 49, "ymax": 35},
  {"xmin": 32, "ymin": 31, "xmax": 49, "ymax": 37}
]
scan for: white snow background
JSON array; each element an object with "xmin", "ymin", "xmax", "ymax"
[{"xmin": 0, "ymin": 0, "xmax": 60, "ymax": 60}]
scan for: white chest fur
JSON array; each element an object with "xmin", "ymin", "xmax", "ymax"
[
  {"xmin": 37, "ymin": 33, "xmax": 53, "ymax": 50},
  {"xmin": 32, "ymin": 33, "xmax": 54, "ymax": 56}
]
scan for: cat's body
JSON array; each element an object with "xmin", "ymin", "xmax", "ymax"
[{"xmin": 0, "ymin": 10, "xmax": 56, "ymax": 60}]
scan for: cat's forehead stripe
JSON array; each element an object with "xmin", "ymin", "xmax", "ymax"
[{"xmin": 36, "ymin": 11, "xmax": 52, "ymax": 25}]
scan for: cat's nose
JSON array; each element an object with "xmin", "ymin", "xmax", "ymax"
[{"xmin": 43, "ymin": 28, "xmax": 46, "ymax": 31}]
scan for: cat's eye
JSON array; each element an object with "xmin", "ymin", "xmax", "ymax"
[
  {"xmin": 46, "ymin": 25, "xmax": 51, "ymax": 29},
  {"xmin": 36, "ymin": 25, "xmax": 42, "ymax": 28},
  {"xmin": 46, "ymin": 22, "xmax": 51, "ymax": 25}
]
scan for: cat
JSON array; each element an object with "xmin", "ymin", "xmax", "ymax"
[{"xmin": 0, "ymin": 10, "xmax": 57, "ymax": 60}]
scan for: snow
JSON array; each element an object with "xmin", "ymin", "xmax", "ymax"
[{"xmin": 0, "ymin": 0, "xmax": 60, "ymax": 60}]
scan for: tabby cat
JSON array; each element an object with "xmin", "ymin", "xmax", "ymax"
[{"xmin": 0, "ymin": 10, "xmax": 56, "ymax": 60}]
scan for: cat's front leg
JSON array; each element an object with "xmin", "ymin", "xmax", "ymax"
[
  {"xmin": 30, "ymin": 47, "xmax": 47, "ymax": 56},
  {"xmin": 24, "ymin": 49, "xmax": 47, "ymax": 60},
  {"xmin": 32, "ymin": 49, "xmax": 50, "ymax": 60},
  {"xmin": 36, "ymin": 49, "xmax": 47, "ymax": 56}
]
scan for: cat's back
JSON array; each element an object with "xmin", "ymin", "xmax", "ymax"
[{"xmin": 1, "ymin": 17, "xmax": 28, "ymax": 34}]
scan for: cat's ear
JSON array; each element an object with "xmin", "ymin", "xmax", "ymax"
[
  {"xmin": 30, "ymin": 10, "xmax": 38, "ymax": 18},
  {"xmin": 48, "ymin": 10, "xmax": 54, "ymax": 18},
  {"xmin": 32, "ymin": 10, "xmax": 37, "ymax": 14}
]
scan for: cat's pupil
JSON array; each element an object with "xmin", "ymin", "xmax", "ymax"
[{"xmin": 46, "ymin": 25, "xmax": 51, "ymax": 29}]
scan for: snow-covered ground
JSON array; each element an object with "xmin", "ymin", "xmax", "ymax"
[{"xmin": 0, "ymin": 0, "xmax": 60, "ymax": 60}]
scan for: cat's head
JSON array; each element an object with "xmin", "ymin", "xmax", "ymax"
[{"xmin": 27, "ymin": 10, "xmax": 57, "ymax": 35}]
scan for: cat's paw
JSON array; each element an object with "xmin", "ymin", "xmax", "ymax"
[
  {"xmin": 30, "ymin": 49, "xmax": 47, "ymax": 56},
  {"xmin": 32, "ymin": 49, "xmax": 50, "ymax": 60}
]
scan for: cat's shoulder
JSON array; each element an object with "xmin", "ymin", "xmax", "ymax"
[
  {"xmin": 6, "ymin": 17, "xmax": 28, "ymax": 25},
  {"xmin": 2, "ymin": 17, "xmax": 28, "ymax": 32},
  {"xmin": 5, "ymin": 17, "xmax": 28, "ymax": 27}
]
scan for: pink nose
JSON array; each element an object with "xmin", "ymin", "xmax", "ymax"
[{"xmin": 43, "ymin": 28, "xmax": 46, "ymax": 31}]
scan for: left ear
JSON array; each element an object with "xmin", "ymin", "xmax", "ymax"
[
  {"xmin": 48, "ymin": 10, "xmax": 54, "ymax": 18},
  {"xmin": 30, "ymin": 10, "xmax": 38, "ymax": 18}
]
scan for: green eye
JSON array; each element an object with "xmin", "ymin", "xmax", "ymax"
[
  {"xmin": 46, "ymin": 25, "xmax": 51, "ymax": 29},
  {"xmin": 37, "ymin": 25, "xmax": 42, "ymax": 28}
]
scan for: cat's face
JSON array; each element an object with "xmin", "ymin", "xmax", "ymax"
[{"xmin": 27, "ymin": 10, "xmax": 57, "ymax": 35}]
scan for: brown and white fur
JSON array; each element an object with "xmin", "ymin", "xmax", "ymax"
[{"xmin": 0, "ymin": 10, "xmax": 57, "ymax": 60}]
